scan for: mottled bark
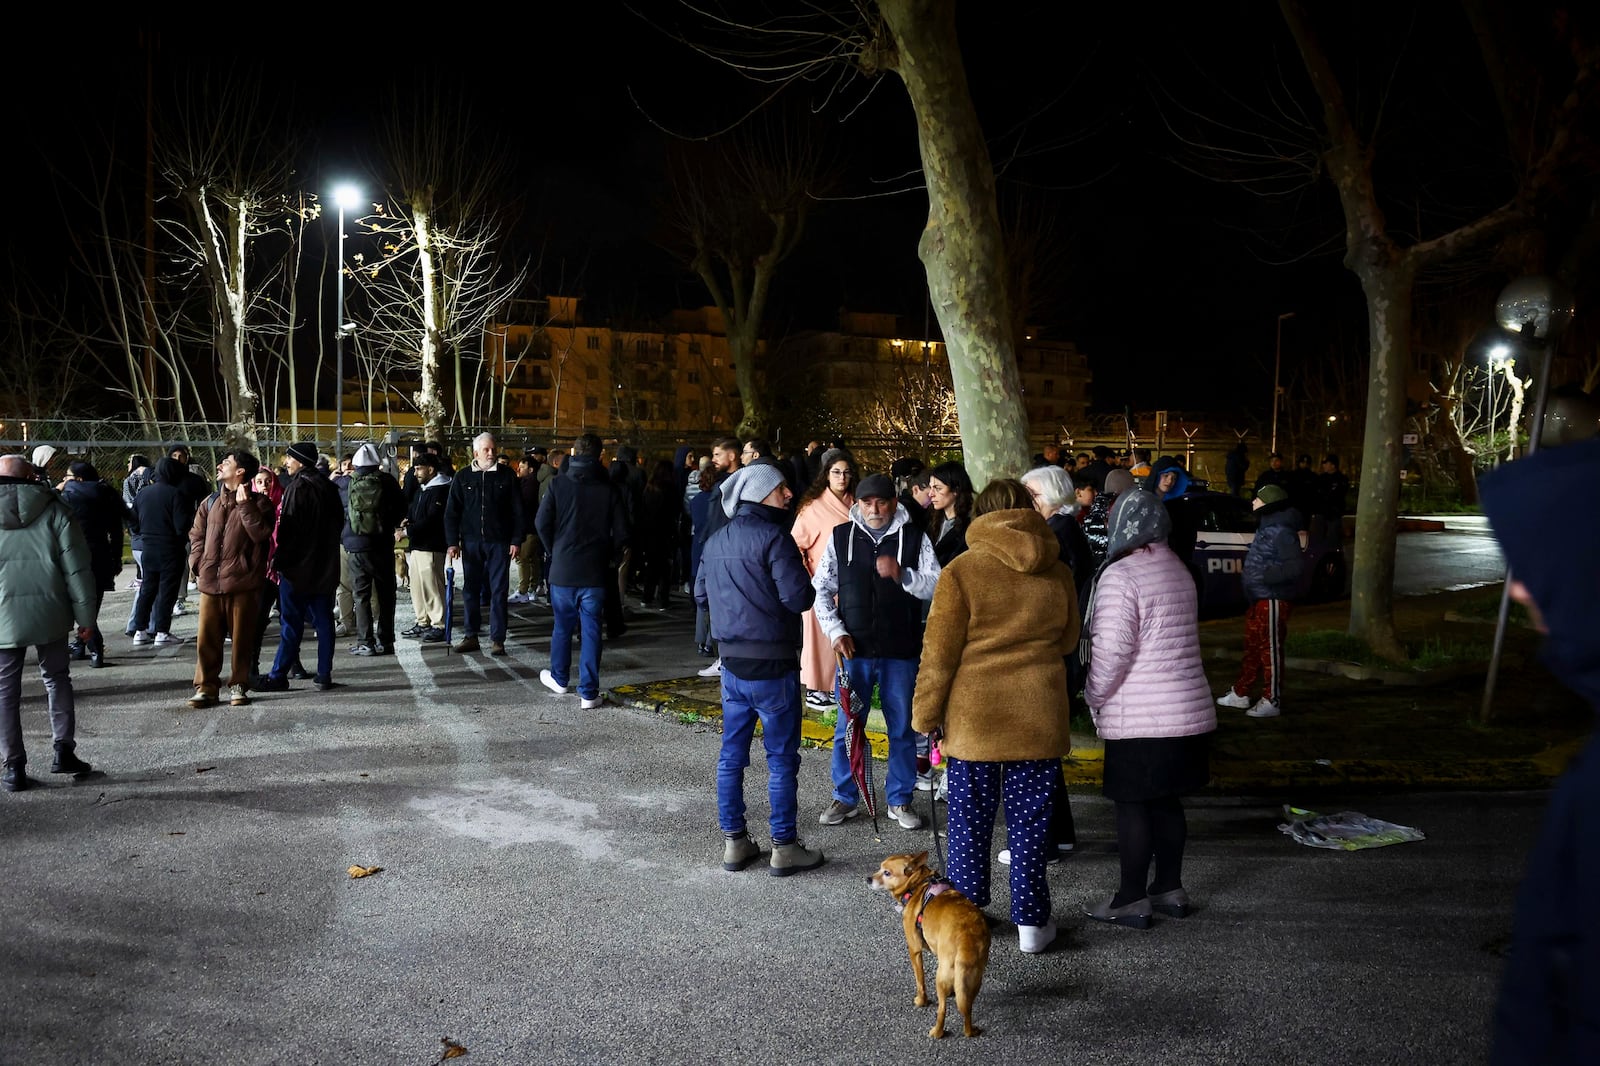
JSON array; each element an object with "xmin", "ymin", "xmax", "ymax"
[
  {"xmin": 410, "ymin": 187, "xmax": 448, "ymax": 443},
  {"xmin": 186, "ymin": 185, "xmax": 258, "ymax": 452},
  {"xmin": 877, "ymin": 0, "xmax": 1029, "ymax": 487}
]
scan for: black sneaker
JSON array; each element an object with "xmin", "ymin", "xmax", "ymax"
[
  {"xmin": 350, "ymin": 645, "xmax": 376, "ymax": 657},
  {"xmin": 2, "ymin": 761, "xmax": 30, "ymax": 792},
  {"xmin": 256, "ymin": 675, "xmax": 290, "ymax": 692},
  {"xmin": 421, "ymin": 628, "xmax": 446, "ymax": 643},
  {"xmin": 51, "ymin": 749, "xmax": 92, "ymax": 775},
  {"xmin": 400, "ymin": 624, "xmax": 425, "ymax": 637},
  {"xmin": 288, "ymin": 666, "xmax": 312, "ymax": 680},
  {"xmin": 314, "ymin": 677, "xmax": 339, "ymax": 691}
]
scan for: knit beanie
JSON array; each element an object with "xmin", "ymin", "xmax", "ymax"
[
  {"xmin": 1256, "ymin": 484, "xmax": 1289, "ymax": 506},
  {"xmin": 287, "ymin": 441, "xmax": 320, "ymax": 467},
  {"xmin": 723, "ymin": 463, "xmax": 789, "ymax": 516}
]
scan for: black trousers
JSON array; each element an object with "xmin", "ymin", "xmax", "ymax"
[{"xmin": 348, "ymin": 548, "xmax": 397, "ymax": 648}]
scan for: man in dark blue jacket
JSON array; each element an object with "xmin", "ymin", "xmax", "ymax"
[
  {"xmin": 1218, "ymin": 483, "xmax": 1304, "ymax": 718},
  {"xmin": 1483, "ymin": 437, "xmax": 1600, "ymax": 1065},
  {"xmin": 694, "ymin": 462, "xmax": 824, "ymax": 877},
  {"xmin": 535, "ymin": 433, "xmax": 627, "ymax": 708},
  {"xmin": 444, "ymin": 432, "xmax": 524, "ymax": 656}
]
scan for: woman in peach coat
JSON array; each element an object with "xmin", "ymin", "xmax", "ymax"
[{"xmin": 790, "ymin": 448, "xmax": 857, "ymax": 707}]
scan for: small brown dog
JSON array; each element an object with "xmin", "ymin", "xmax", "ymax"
[{"xmin": 868, "ymin": 851, "xmax": 991, "ymax": 1039}]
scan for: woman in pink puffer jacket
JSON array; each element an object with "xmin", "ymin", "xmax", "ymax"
[{"xmin": 1083, "ymin": 488, "xmax": 1216, "ymax": 930}]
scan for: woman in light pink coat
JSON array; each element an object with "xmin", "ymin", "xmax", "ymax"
[
  {"xmin": 790, "ymin": 449, "xmax": 857, "ymax": 706},
  {"xmin": 1083, "ymin": 488, "xmax": 1216, "ymax": 929}
]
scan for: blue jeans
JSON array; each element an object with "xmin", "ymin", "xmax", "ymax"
[
  {"xmin": 718, "ymin": 670, "xmax": 802, "ymax": 844},
  {"xmin": 830, "ymin": 656, "xmax": 918, "ymax": 808},
  {"xmin": 462, "ymin": 541, "xmax": 511, "ymax": 642},
  {"xmin": 944, "ymin": 756, "xmax": 1056, "ymax": 926},
  {"xmin": 269, "ymin": 574, "xmax": 335, "ymax": 683},
  {"xmin": 549, "ymin": 585, "xmax": 604, "ymax": 700}
]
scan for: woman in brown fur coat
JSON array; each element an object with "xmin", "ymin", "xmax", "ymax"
[{"xmin": 912, "ymin": 479, "xmax": 1080, "ymax": 954}]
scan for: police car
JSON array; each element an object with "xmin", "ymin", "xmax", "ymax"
[{"xmin": 1167, "ymin": 491, "xmax": 1347, "ymax": 617}]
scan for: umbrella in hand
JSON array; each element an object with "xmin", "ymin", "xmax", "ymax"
[{"xmin": 834, "ymin": 657, "xmax": 879, "ymax": 833}]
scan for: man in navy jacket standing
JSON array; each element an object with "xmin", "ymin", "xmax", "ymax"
[
  {"xmin": 694, "ymin": 462, "xmax": 824, "ymax": 878},
  {"xmin": 535, "ymin": 433, "xmax": 628, "ymax": 709},
  {"xmin": 444, "ymin": 432, "xmax": 524, "ymax": 656}
]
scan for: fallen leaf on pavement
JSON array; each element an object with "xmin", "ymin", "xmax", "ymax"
[
  {"xmin": 347, "ymin": 865, "xmax": 384, "ymax": 879},
  {"xmin": 438, "ymin": 1037, "xmax": 467, "ymax": 1060}
]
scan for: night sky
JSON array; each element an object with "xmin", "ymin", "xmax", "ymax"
[{"xmin": 5, "ymin": 6, "xmax": 1545, "ymax": 422}]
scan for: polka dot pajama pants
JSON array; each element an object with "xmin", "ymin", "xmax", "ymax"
[{"xmin": 944, "ymin": 756, "xmax": 1056, "ymax": 927}]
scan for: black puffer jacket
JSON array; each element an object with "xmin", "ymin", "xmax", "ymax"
[
  {"xmin": 61, "ymin": 477, "xmax": 128, "ymax": 591},
  {"xmin": 273, "ymin": 466, "xmax": 345, "ymax": 594},
  {"xmin": 130, "ymin": 458, "xmax": 196, "ymax": 552}
]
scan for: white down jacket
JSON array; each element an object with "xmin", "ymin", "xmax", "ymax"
[{"xmin": 1085, "ymin": 490, "xmax": 1216, "ymax": 740}]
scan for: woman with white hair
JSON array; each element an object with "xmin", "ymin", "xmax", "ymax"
[{"xmin": 1020, "ymin": 464, "xmax": 1096, "ymax": 589}]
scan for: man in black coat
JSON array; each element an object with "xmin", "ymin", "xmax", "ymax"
[
  {"xmin": 60, "ymin": 462, "xmax": 126, "ymax": 667},
  {"xmin": 128, "ymin": 457, "xmax": 195, "ymax": 646},
  {"xmin": 444, "ymin": 431, "xmax": 524, "ymax": 656},
  {"xmin": 340, "ymin": 443, "xmax": 408, "ymax": 656},
  {"xmin": 259, "ymin": 442, "xmax": 345, "ymax": 691},
  {"xmin": 535, "ymin": 433, "xmax": 628, "ymax": 708}
]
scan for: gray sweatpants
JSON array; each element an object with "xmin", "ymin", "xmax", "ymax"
[{"xmin": 0, "ymin": 639, "xmax": 76, "ymax": 767}]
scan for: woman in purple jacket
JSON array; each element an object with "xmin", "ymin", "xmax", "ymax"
[{"xmin": 1083, "ymin": 488, "xmax": 1217, "ymax": 929}]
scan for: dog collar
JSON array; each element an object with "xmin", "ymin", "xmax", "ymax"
[{"xmin": 901, "ymin": 877, "xmax": 954, "ymax": 927}]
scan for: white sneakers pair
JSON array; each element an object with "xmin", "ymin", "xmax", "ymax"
[
  {"xmin": 1218, "ymin": 689, "xmax": 1280, "ymax": 718},
  {"xmin": 540, "ymin": 669, "xmax": 602, "ymax": 710}
]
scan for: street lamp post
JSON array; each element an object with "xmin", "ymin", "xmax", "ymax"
[
  {"xmin": 331, "ymin": 184, "xmax": 362, "ymax": 461},
  {"xmin": 1486, "ymin": 343, "xmax": 1510, "ymax": 468},
  {"xmin": 1271, "ymin": 311, "xmax": 1295, "ymax": 454}
]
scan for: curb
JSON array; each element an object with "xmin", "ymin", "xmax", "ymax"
[{"xmin": 607, "ymin": 676, "xmax": 1578, "ymax": 793}]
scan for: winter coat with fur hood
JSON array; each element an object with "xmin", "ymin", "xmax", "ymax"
[
  {"xmin": 1085, "ymin": 489, "xmax": 1216, "ymax": 741},
  {"xmin": 912, "ymin": 508, "xmax": 1080, "ymax": 762}
]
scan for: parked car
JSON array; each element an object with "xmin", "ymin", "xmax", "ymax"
[{"xmin": 1164, "ymin": 491, "xmax": 1348, "ymax": 617}]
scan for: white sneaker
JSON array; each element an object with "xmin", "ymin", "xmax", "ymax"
[
  {"xmin": 1018, "ymin": 919, "xmax": 1058, "ymax": 954},
  {"xmin": 887, "ymin": 804, "xmax": 923, "ymax": 830},
  {"xmin": 999, "ymin": 844, "xmax": 1070, "ymax": 866},
  {"xmin": 1217, "ymin": 689, "xmax": 1253, "ymax": 709},
  {"xmin": 153, "ymin": 632, "xmax": 182, "ymax": 646},
  {"xmin": 170, "ymin": 602, "xmax": 187, "ymax": 617},
  {"xmin": 915, "ymin": 770, "xmax": 936, "ymax": 792},
  {"xmin": 1247, "ymin": 698, "xmax": 1281, "ymax": 718},
  {"xmin": 539, "ymin": 669, "xmax": 570, "ymax": 695},
  {"xmin": 132, "ymin": 631, "xmax": 154, "ymax": 645},
  {"xmin": 804, "ymin": 690, "xmax": 836, "ymax": 709},
  {"xmin": 580, "ymin": 696, "xmax": 603, "ymax": 710},
  {"xmin": 187, "ymin": 581, "xmax": 198, "ymax": 591},
  {"xmin": 697, "ymin": 658, "xmax": 722, "ymax": 678}
]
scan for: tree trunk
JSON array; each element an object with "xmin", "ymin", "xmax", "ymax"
[
  {"xmin": 1346, "ymin": 262, "xmax": 1412, "ymax": 661},
  {"xmin": 878, "ymin": 0, "xmax": 1029, "ymax": 487},
  {"xmin": 730, "ymin": 320, "xmax": 766, "ymax": 439},
  {"xmin": 411, "ymin": 189, "xmax": 448, "ymax": 443},
  {"xmin": 188, "ymin": 186, "xmax": 259, "ymax": 452}
]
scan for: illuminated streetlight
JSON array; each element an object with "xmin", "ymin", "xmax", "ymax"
[{"xmin": 331, "ymin": 183, "xmax": 362, "ymax": 460}]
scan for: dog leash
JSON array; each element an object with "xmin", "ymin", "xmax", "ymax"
[{"xmin": 927, "ymin": 730, "xmax": 945, "ymax": 869}]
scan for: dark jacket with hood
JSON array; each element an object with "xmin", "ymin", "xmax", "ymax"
[
  {"xmin": 0, "ymin": 475, "xmax": 98, "ymax": 649},
  {"xmin": 694, "ymin": 500, "xmax": 815, "ymax": 668},
  {"xmin": 61, "ymin": 476, "xmax": 127, "ymax": 591},
  {"xmin": 339, "ymin": 465, "xmax": 408, "ymax": 552},
  {"xmin": 407, "ymin": 472, "xmax": 452, "ymax": 553},
  {"xmin": 130, "ymin": 458, "xmax": 197, "ymax": 555},
  {"xmin": 273, "ymin": 464, "xmax": 345, "ymax": 594},
  {"xmin": 1242, "ymin": 501, "xmax": 1305, "ymax": 602},
  {"xmin": 535, "ymin": 453, "xmax": 627, "ymax": 588},
  {"xmin": 1483, "ymin": 438, "xmax": 1600, "ymax": 1065}
]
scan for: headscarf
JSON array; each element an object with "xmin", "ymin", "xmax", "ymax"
[{"xmin": 1104, "ymin": 488, "xmax": 1171, "ymax": 563}]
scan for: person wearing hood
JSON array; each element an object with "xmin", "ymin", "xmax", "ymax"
[
  {"xmin": 122, "ymin": 452, "xmax": 155, "ymax": 595},
  {"xmin": 186, "ymin": 450, "xmax": 275, "ymax": 708},
  {"xmin": 811, "ymin": 473, "xmax": 940, "ymax": 832},
  {"xmin": 1481, "ymin": 437, "xmax": 1600, "ymax": 1065},
  {"xmin": 444, "ymin": 431, "xmax": 525, "ymax": 656},
  {"xmin": 1142, "ymin": 456, "xmax": 1191, "ymax": 501},
  {"xmin": 401, "ymin": 453, "xmax": 452, "ymax": 643},
  {"xmin": 535, "ymin": 433, "xmax": 628, "ymax": 707},
  {"xmin": 164, "ymin": 443, "xmax": 212, "ymax": 619},
  {"xmin": 339, "ymin": 443, "xmax": 407, "ymax": 656},
  {"xmin": 789, "ymin": 447, "xmax": 857, "ymax": 710},
  {"xmin": 913, "ymin": 479, "xmax": 1080, "ymax": 954},
  {"xmin": 258, "ymin": 442, "xmax": 345, "ymax": 692},
  {"xmin": 1083, "ymin": 488, "xmax": 1217, "ymax": 930},
  {"xmin": 0, "ymin": 454, "xmax": 97, "ymax": 791},
  {"xmin": 128, "ymin": 456, "xmax": 197, "ymax": 647},
  {"xmin": 60, "ymin": 462, "xmax": 126, "ymax": 668},
  {"xmin": 693, "ymin": 460, "xmax": 824, "ymax": 877},
  {"xmin": 1217, "ymin": 483, "xmax": 1306, "ymax": 719}
]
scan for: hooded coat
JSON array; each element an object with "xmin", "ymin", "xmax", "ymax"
[
  {"xmin": 1482, "ymin": 438, "xmax": 1600, "ymax": 1064},
  {"xmin": 912, "ymin": 508, "xmax": 1080, "ymax": 762},
  {"xmin": 130, "ymin": 457, "xmax": 196, "ymax": 551},
  {"xmin": 1085, "ymin": 490, "xmax": 1216, "ymax": 741},
  {"xmin": 0, "ymin": 475, "xmax": 98, "ymax": 649},
  {"xmin": 273, "ymin": 464, "xmax": 345, "ymax": 594},
  {"xmin": 61, "ymin": 477, "xmax": 127, "ymax": 591},
  {"xmin": 1243, "ymin": 500, "xmax": 1305, "ymax": 602}
]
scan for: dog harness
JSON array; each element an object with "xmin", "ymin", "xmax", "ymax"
[{"xmin": 900, "ymin": 877, "xmax": 956, "ymax": 935}]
